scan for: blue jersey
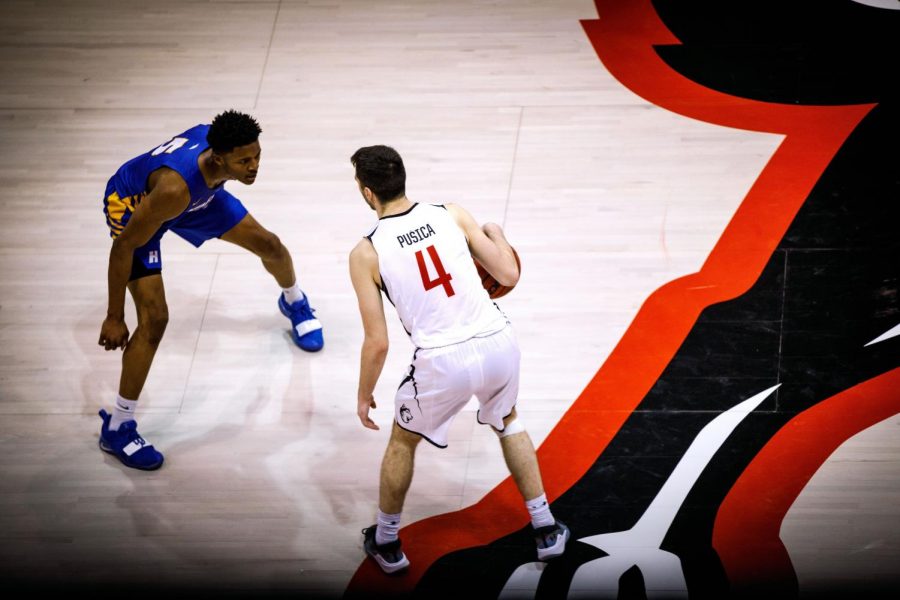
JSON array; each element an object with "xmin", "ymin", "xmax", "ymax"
[
  {"xmin": 107, "ymin": 124, "xmax": 221, "ymax": 225},
  {"xmin": 102, "ymin": 124, "xmax": 249, "ymax": 274}
]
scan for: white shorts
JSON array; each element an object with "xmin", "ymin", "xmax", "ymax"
[{"xmin": 394, "ymin": 324, "xmax": 520, "ymax": 448}]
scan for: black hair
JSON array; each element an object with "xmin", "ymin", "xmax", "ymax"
[
  {"xmin": 350, "ymin": 145, "xmax": 406, "ymax": 202},
  {"xmin": 207, "ymin": 110, "xmax": 262, "ymax": 154}
]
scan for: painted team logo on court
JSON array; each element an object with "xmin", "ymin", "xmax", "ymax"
[
  {"xmin": 399, "ymin": 404, "xmax": 413, "ymax": 424},
  {"xmin": 345, "ymin": 1, "xmax": 899, "ymax": 599}
]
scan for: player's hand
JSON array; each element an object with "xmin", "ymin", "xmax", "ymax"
[
  {"xmin": 99, "ymin": 317, "xmax": 130, "ymax": 351},
  {"xmin": 357, "ymin": 395, "xmax": 380, "ymax": 430}
]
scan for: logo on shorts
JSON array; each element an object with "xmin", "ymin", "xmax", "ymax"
[
  {"xmin": 399, "ymin": 404, "xmax": 413, "ymax": 423},
  {"xmin": 148, "ymin": 250, "xmax": 159, "ymax": 264}
]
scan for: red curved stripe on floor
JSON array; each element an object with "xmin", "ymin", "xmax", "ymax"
[
  {"xmin": 345, "ymin": 1, "xmax": 873, "ymax": 595},
  {"xmin": 714, "ymin": 369, "xmax": 900, "ymax": 588}
]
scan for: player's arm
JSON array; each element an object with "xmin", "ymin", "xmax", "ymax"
[
  {"xmin": 99, "ymin": 169, "xmax": 190, "ymax": 351},
  {"xmin": 445, "ymin": 203, "xmax": 519, "ymax": 286},
  {"xmin": 349, "ymin": 238, "xmax": 389, "ymax": 430}
]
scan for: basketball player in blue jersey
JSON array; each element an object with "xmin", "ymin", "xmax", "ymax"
[
  {"xmin": 97, "ymin": 110, "xmax": 323, "ymax": 471},
  {"xmin": 348, "ymin": 145, "xmax": 568, "ymax": 574}
]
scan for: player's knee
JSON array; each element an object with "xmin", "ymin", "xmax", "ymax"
[
  {"xmin": 495, "ymin": 418, "xmax": 526, "ymax": 438},
  {"xmin": 256, "ymin": 231, "xmax": 284, "ymax": 260},
  {"xmin": 141, "ymin": 305, "xmax": 169, "ymax": 344}
]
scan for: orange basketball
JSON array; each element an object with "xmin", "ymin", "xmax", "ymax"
[{"xmin": 474, "ymin": 247, "xmax": 521, "ymax": 299}]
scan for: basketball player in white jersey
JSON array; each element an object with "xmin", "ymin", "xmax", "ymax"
[{"xmin": 348, "ymin": 145, "xmax": 569, "ymax": 574}]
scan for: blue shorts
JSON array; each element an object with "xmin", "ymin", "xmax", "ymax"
[{"xmin": 103, "ymin": 182, "xmax": 248, "ymax": 277}]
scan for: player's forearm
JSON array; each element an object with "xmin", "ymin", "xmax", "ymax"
[
  {"xmin": 483, "ymin": 223, "xmax": 513, "ymax": 257},
  {"xmin": 357, "ymin": 337, "xmax": 389, "ymax": 400},
  {"xmin": 481, "ymin": 224, "xmax": 519, "ymax": 286},
  {"xmin": 106, "ymin": 240, "xmax": 133, "ymax": 319}
]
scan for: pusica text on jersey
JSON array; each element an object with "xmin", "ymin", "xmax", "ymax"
[{"xmin": 397, "ymin": 223, "xmax": 436, "ymax": 248}]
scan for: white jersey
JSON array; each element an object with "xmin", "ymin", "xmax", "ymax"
[{"xmin": 366, "ymin": 203, "xmax": 508, "ymax": 348}]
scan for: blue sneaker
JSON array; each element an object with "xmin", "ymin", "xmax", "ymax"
[
  {"xmin": 98, "ymin": 409, "xmax": 164, "ymax": 471},
  {"xmin": 278, "ymin": 293, "xmax": 324, "ymax": 352}
]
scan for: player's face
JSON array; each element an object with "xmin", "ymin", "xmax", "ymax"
[{"xmin": 222, "ymin": 141, "xmax": 261, "ymax": 185}]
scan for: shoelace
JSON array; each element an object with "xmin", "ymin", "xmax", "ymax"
[
  {"xmin": 116, "ymin": 421, "xmax": 147, "ymax": 447},
  {"xmin": 292, "ymin": 300, "xmax": 316, "ymax": 321}
]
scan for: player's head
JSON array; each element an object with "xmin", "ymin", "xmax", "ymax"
[
  {"xmin": 207, "ymin": 110, "xmax": 262, "ymax": 185},
  {"xmin": 350, "ymin": 145, "xmax": 406, "ymax": 209}
]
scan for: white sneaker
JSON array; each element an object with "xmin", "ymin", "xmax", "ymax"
[
  {"xmin": 362, "ymin": 525, "xmax": 410, "ymax": 574},
  {"xmin": 535, "ymin": 520, "xmax": 569, "ymax": 560}
]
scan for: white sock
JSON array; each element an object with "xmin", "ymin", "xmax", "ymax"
[
  {"xmin": 109, "ymin": 395, "xmax": 138, "ymax": 431},
  {"xmin": 526, "ymin": 493, "xmax": 555, "ymax": 529},
  {"xmin": 375, "ymin": 510, "xmax": 402, "ymax": 546},
  {"xmin": 282, "ymin": 283, "xmax": 305, "ymax": 304}
]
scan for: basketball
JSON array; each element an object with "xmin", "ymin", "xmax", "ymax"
[{"xmin": 474, "ymin": 247, "xmax": 521, "ymax": 299}]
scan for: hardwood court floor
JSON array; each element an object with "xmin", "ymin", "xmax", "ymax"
[{"xmin": 0, "ymin": 1, "xmax": 896, "ymax": 598}]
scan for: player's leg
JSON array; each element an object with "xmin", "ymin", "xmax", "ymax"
[
  {"xmin": 475, "ymin": 329, "xmax": 544, "ymax": 498},
  {"xmin": 97, "ymin": 251, "xmax": 166, "ymax": 471},
  {"xmin": 498, "ymin": 407, "xmax": 545, "ymax": 501},
  {"xmin": 497, "ymin": 412, "xmax": 570, "ymax": 561},
  {"xmin": 379, "ymin": 422, "xmax": 422, "ymax": 514},
  {"xmin": 219, "ymin": 211, "xmax": 324, "ymax": 352},
  {"xmin": 477, "ymin": 326, "xmax": 569, "ymax": 559},
  {"xmin": 363, "ymin": 422, "xmax": 420, "ymax": 573},
  {"xmin": 220, "ymin": 212, "xmax": 295, "ymax": 287},
  {"xmin": 119, "ymin": 273, "xmax": 169, "ymax": 400},
  {"xmin": 365, "ymin": 345, "xmax": 466, "ymax": 575}
]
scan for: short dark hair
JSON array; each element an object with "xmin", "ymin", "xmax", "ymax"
[
  {"xmin": 351, "ymin": 145, "xmax": 406, "ymax": 202},
  {"xmin": 207, "ymin": 110, "xmax": 262, "ymax": 154}
]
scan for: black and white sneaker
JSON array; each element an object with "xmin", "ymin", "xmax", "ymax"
[
  {"xmin": 362, "ymin": 525, "xmax": 410, "ymax": 574},
  {"xmin": 534, "ymin": 520, "xmax": 570, "ymax": 560}
]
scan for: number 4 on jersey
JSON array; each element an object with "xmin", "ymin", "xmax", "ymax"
[{"xmin": 416, "ymin": 245, "xmax": 455, "ymax": 297}]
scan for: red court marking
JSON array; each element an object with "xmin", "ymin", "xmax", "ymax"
[
  {"xmin": 714, "ymin": 369, "xmax": 900, "ymax": 588},
  {"xmin": 345, "ymin": 0, "xmax": 874, "ymax": 595}
]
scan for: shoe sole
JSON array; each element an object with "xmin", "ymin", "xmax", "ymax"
[
  {"xmin": 537, "ymin": 526, "xmax": 570, "ymax": 561},
  {"xmin": 99, "ymin": 439, "xmax": 164, "ymax": 471},
  {"xmin": 368, "ymin": 551, "xmax": 410, "ymax": 574}
]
